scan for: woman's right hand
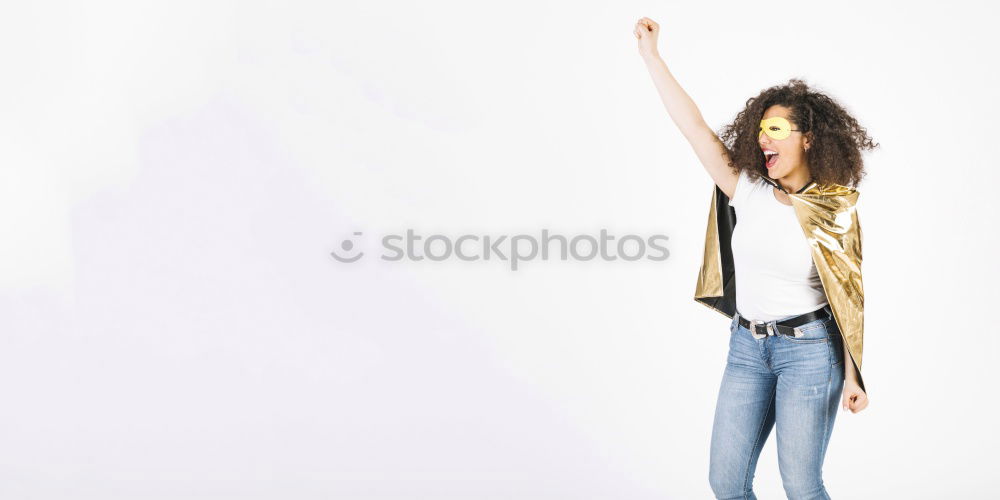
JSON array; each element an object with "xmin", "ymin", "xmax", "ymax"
[{"xmin": 634, "ymin": 17, "xmax": 660, "ymax": 60}]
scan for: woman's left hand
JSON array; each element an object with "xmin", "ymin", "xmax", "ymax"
[{"xmin": 842, "ymin": 381, "xmax": 869, "ymax": 413}]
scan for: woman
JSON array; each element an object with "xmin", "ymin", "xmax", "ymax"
[{"xmin": 634, "ymin": 17, "xmax": 877, "ymax": 499}]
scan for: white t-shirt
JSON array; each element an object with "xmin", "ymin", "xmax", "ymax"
[{"xmin": 728, "ymin": 170, "xmax": 827, "ymax": 322}]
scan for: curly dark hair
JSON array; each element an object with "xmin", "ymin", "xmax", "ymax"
[{"xmin": 717, "ymin": 78, "xmax": 879, "ymax": 188}]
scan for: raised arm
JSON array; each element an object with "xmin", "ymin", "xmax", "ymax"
[{"xmin": 634, "ymin": 17, "xmax": 738, "ymax": 199}]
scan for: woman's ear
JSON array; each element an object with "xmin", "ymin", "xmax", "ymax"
[{"xmin": 803, "ymin": 132, "xmax": 813, "ymax": 151}]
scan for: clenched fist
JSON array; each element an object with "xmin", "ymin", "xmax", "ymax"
[{"xmin": 634, "ymin": 17, "xmax": 660, "ymax": 60}]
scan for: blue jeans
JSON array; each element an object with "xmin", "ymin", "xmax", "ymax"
[{"xmin": 709, "ymin": 308, "xmax": 845, "ymax": 499}]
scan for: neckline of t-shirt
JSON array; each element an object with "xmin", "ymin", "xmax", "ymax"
[
  {"xmin": 754, "ymin": 173, "xmax": 805, "ymax": 208},
  {"xmin": 748, "ymin": 178, "xmax": 794, "ymax": 208},
  {"xmin": 770, "ymin": 187, "xmax": 794, "ymax": 208}
]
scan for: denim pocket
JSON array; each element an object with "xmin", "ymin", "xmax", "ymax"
[
  {"xmin": 796, "ymin": 318, "xmax": 828, "ymax": 333},
  {"xmin": 780, "ymin": 318, "xmax": 831, "ymax": 344}
]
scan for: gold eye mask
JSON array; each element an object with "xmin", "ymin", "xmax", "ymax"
[{"xmin": 759, "ymin": 116, "xmax": 801, "ymax": 140}]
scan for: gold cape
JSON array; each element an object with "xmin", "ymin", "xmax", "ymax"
[{"xmin": 693, "ymin": 177, "xmax": 866, "ymax": 393}]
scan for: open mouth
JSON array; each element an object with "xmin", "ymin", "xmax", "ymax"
[{"xmin": 764, "ymin": 150, "xmax": 779, "ymax": 169}]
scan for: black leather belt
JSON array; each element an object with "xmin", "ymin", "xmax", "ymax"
[{"xmin": 737, "ymin": 306, "xmax": 831, "ymax": 338}]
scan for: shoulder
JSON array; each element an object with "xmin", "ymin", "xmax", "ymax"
[
  {"xmin": 808, "ymin": 182, "xmax": 858, "ymax": 196},
  {"xmin": 804, "ymin": 181, "xmax": 858, "ymax": 197},
  {"xmin": 729, "ymin": 170, "xmax": 760, "ymax": 207},
  {"xmin": 794, "ymin": 181, "xmax": 860, "ymax": 210}
]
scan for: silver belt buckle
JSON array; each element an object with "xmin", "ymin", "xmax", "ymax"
[{"xmin": 749, "ymin": 319, "xmax": 770, "ymax": 339}]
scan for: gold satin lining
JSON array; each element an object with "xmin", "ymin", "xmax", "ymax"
[{"xmin": 695, "ymin": 191, "xmax": 723, "ymax": 304}]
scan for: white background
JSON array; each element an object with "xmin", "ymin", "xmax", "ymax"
[{"xmin": 3, "ymin": 1, "xmax": 998, "ymax": 498}]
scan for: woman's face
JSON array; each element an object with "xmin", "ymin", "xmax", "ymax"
[{"xmin": 758, "ymin": 104, "xmax": 811, "ymax": 180}]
